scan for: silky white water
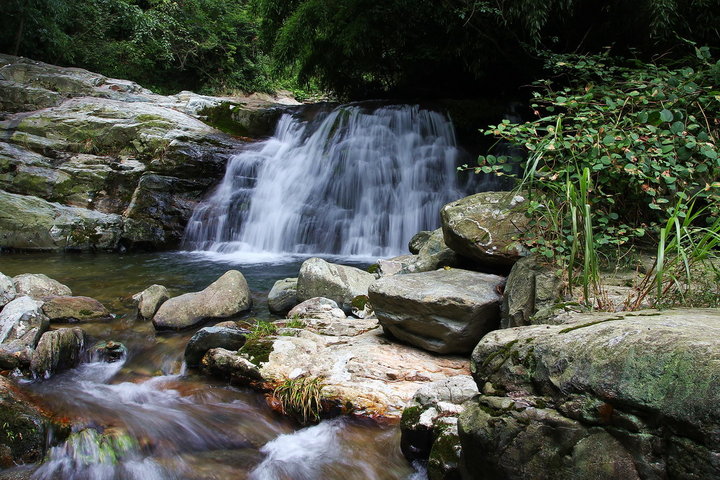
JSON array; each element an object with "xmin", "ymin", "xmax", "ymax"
[{"xmin": 183, "ymin": 104, "xmax": 471, "ymax": 258}]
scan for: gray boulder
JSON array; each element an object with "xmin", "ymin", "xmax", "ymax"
[
  {"xmin": 369, "ymin": 269, "xmax": 504, "ymax": 354},
  {"xmin": 441, "ymin": 191, "xmax": 529, "ymax": 267},
  {"xmin": 296, "ymin": 257, "xmax": 375, "ymax": 311},
  {"xmin": 30, "ymin": 327, "xmax": 86, "ymax": 378},
  {"xmin": 12, "ymin": 273, "xmax": 71, "ymax": 299},
  {"xmin": 0, "ymin": 296, "xmax": 49, "ymax": 370},
  {"xmin": 501, "ymin": 255, "xmax": 564, "ymax": 328},
  {"xmin": 287, "ymin": 297, "xmax": 346, "ymax": 322},
  {"xmin": 153, "ymin": 270, "xmax": 251, "ymax": 330},
  {"xmin": 401, "ymin": 375, "xmax": 478, "ymax": 480},
  {"xmin": 408, "ymin": 230, "xmax": 433, "ymax": 254},
  {"xmin": 42, "ymin": 296, "xmax": 111, "ymax": 322},
  {"xmin": 267, "ymin": 278, "xmax": 298, "ymax": 315},
  {"xmin": 459, "ymin": 309, "xmax": 720, "ymax": 480},
  {"xmin": 378, "ymin": 229, "xmax": 460, "ymax": 276},
  {"xmin": 132, "ymin": 284, "xmax": 170, "ymax": 320},
  {"xmin": 184, "ymin": 326, "xmax": 248, "ymax": 368},
  {"xmin": 0, "ymin": 272, "xmax": 15, "ymax": 308}
]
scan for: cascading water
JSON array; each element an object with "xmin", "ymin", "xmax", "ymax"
[{"xmin": 183, "ymin": 104, "xmax": 471, "ymax": 259}]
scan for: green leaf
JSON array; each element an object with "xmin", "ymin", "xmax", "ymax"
[{"xmin": 660, "ymin": 109, "xmax": 674, "ymax": 122}]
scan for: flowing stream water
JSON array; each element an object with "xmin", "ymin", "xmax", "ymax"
[{"xmin": 0, "ymin": 104, "xmax": 476, "ymax": 479}]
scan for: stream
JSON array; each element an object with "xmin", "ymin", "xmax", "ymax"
[{"xmin": 0, "ymin": 252, "xmax": 426, "ymax": 479}]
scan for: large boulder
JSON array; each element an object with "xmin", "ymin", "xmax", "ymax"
[
  {"xmin": 12, "ymin": 273, "xmax": 72, "ymax": 299},
  {"xmin": 132, "ymin": 284, "xmax": 170, "ymax": 320},
  {"xmin": 42, "ymin": 296, "xmax": 111, "ymax": 322},
  {"xmin": 296, "ymin": 258, "xmax": 376, "ymax": 311},
  {"xmin": 369, "ymin": 269, "xmax": 504, "ymax": 354},
  {"xmin": 30, "ymin": 327, "xmax": 86, "ymax": 378},
  {"xmin": 401, "ymin": 375, "xmax": 478, "ymax": 480},
  {"xmin": 0, "ymin": 376, "xmax": 55, "ymax": 467},
  {"xmin": 459, "ymin": 309, "xmax": 720, "ymax": 480},
  {"xmin": 0, "ymin": 272, "xmax": 16, "ymax": 308},
  {"xmin": 379, "ymin": 229, "xmax": 461, "ymax": 276},
  {"xmin": 501, "ymin": 255, "xmax": 564, "ymax": 328},
  {"xmin": 184, "ymin": 326, "xmax": 247, "ymax": 368},
  {"xmin": 153, "ymin": 270, "xmax": 251, "ymax": 330},
  {"xmin": 440, "ymin": 192, "xmax": 529, "ymax": 267},
  {"xmin": 0, "ymin": 296, "xmax": 49, "ymax": 370},
  {"xmin": 267, "ymin": 278, "xmax": 298, "ymax": 315}
]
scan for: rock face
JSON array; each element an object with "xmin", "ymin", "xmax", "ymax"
[
  {"xmin": 0, "ymin": 273, "xmax": 16, "ymax": 308},
  {"xmin": 202, "ymin": 316, "xmax": 470, "ymax": 418},
  {"xmin": 401, "ymin": 376, "xmax": 478, "ymax": 480},
  {"xmin": 42, "ymin": 296, "xmax": 111, "ymax": 322},
  {"xmin": 30, "ymin": 327, "xmax": 86, "ymax": 377},
  {"xmin": 296, "ymin": 258, "xmax": 376, "ymax": 311},
  {"xmin": 287, "ymin": 297, "xmax": 346, "ymax": 322},
  {"xmin": 440, "ymin": 192, "xmax": 529, "ymax": 267},
  {"xmin": 0, "ymin": 296, "xmax": 49, "ymax": 370},
  {"xmin": 0, "ymin": 53, "xmax": 289, "ymax": 251},
  {"xmin": 459, "ymin": 309, "xmax": 720, "ymax": 480},
  {"xmin": 501, "ymin": 255, "xmax": 563, "ymax": 328},
  {"xmin": 0, "ymin": 376, "xmax": 54, "ymax": 467},
  {"xmin": 132, "ymin": 284, "xmax": 169, "ymax": 320},
  {"xmin": 184, "ymin": 326, "xmax": 247, "ymax": 368},
  {"xmin": 369, "ymin": 269, "xmax": 504, "ymax": 354},
  {"xmin": 267, "ymin": 278, "xmax": 298, "ymax": 315},
  {"xmin": 152, "ymin": 270, "xmax": 251, "ymax": 330},
  {"xmin": 12, "ymin": 273, "xmax": 72, "ymax": 299}
]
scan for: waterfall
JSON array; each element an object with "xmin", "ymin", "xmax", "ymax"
[{"xmin": 183, "ymin": 104, "xmax": 470, "ymax": 259}]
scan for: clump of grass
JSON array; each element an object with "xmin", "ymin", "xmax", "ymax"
[
  {"xmin": 284, "ymin": 318, "xmax": 306, "ymax": 329},
  {"xmin": 246, "ymin": 320, "xmax": 277, "ymax": 340},
  {"xmin": 273, "ymin": 376, "xmax": 325, "ymax": 424}
]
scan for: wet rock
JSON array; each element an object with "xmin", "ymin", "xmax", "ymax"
[
  {"xmin": 153, "ymin": 270, "xmax": 251, "ymax": 330},
  {"xmin": 132, "ymin": 284, "xmax": 169, "ymax": 320},
  {"xmin": 12, "ymin": 273, "xmax": 71, "ymax": 299},
  {"xmin": 88, "ymin": 340, "xmax": 127, "ymax": 363},
  {"xmin": 401, "ymin": 375, "xmax": 478, "ymax": 474},
  {"xmin": 408, "ymin": 230, "xmax": 433, "ymax": 254},
  {"xmin": 30, "ymin": 327, "xmax": 86, "ymax": 377},
  {"xmin": 0, "ymin": 191, "xmax": 125, "ymax": 252},
  {"xmin": 42, "ymin": 296, "xmax": 111, "ymax": 322},
  {"xmin": 287, "ymin": 297, "xmax": 346, "ymax": 322},
  {"xmin": 201, "ymin": 347, "xmax": 263, "ymax": 383},
  {"xmin": 0, "ymin": 296, "xmax": 49, "ymax": 370},
  {"xmin": 369, "ymin": 269, "xmax": 504, "ymax": 354},
  {"xmin": 296, "ymin": 258, "xmax": 375, "ymax": 311},
  {"xmin": 501, "ymin": 255, "xmax": 564, "ymax": 328},
  {"xmin": 0, "ymin": 273, "xmax": 16, "ymax": 308},
  {"xmin": 267, "ymin": 278, "xmax": 298, "ymax": 315},
  {"xmin": 0, "ymin": 376, "xmax": 53, "ymax": 467},
  {"xmin": 379, "ymin": 229, "xmax": 460, "ymax": 276},
  {"xmin": 458, "ymin": 309, "xmax": 720, "ymax": 480},
  {"xmin": 441, "ymin": 191, "xmax": 529, "ymax": 267},
  {"xmin": 184, "ymin": 326, "xmax": 248, "ymax": 368}
]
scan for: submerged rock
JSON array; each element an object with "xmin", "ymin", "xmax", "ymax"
[
  {"xmin": 296, "ymin": 258, "xmax": 375, "ymax": 311},
  {"xmin": 88, "ymin": 341, "xmax": 128, "ymax": 363},
  {"xmin": 267, "ymin": 278, "xmax": 298, "ymax": 315},
  {"xmin": 132, "ymin": 284, "xmax": 169, "ymax": 320},
  {"xmin": 0, "ymin": 296, "xmax": 49, "ymax": 370},
  {"xmin": 30, "ymin": 327, "xmax": 86, "ymax": 378},
  {"xmin": 459, "ymin": 309, "xmax": 720, "ymax": 480},
  {"xmin": 370, "ymin": 269, "xmax": 504, "ymax": 354},
  {"xmin": 42, "ymin": 296, "xmax": 111, "ymax": 322},
  {"xmin": 153, "ymin": 270, "xmax": 251, "ymax": 330},
  {"xmin": 184, "ymin": 326, "xmax": 248, "ymax": 368},
  {"xmin": 441, "ymin": 191, "xmax": 529, "ymax": 267},
  {"xmin": 0, "ymin": 273, "xmax": 16, "ymax": 308},
  {"xmin": 12, "ymin": 273, "xmax": 72, "ymax": 299}
]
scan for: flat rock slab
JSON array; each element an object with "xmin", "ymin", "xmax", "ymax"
[
  {"xmin": 42, "ymin": 296, "xmax": 111, "ymax": 322},
  {"xmin": 369, "ymin": 269, "xmax": 504, "ymax": 354},
  {"xmin": 203, "ymin": 317, "xmax": 469, "ymax": 419},
  {"xmin": 460, "ymin": 308, "xmax": 720, "ymax": 480}
]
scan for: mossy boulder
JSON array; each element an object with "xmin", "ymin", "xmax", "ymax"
[
  {"xmin": 41, "ymin": 296, "xmax": 111, "ymax": 322},
  {"xmin": 184, "ymin": 326, "xmax": 248, "ymax": 368},
  {"xmin": 267, "ymin": 278, "xmax": 299, "ymax": 315},
  {"xmin": 30, "ymin": 327, "xmax": 86, "ymax": 378},
  {"xmin": 459, "ymin": 309, "xmax": 720, "ymax": 480},
  {"xmin": 441, "ymin": 192, "xmax": 529, "ymax": 267},
  {"xmin": 131, "ymin": 284, "xmax": 169, "ymax": 320},
  {"xmin": 501, "ymin": 255, "xmax": 564, "ymax": 328}
]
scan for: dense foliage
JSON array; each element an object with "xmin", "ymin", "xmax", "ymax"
[{"xmin": 0, "ymin": 0, "xmax": 271, "ymax": 93}]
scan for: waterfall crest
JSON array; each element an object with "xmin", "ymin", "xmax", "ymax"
[{"xmin": 183, "ymin": 104, "xmax": 469, "ymax": 258}]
